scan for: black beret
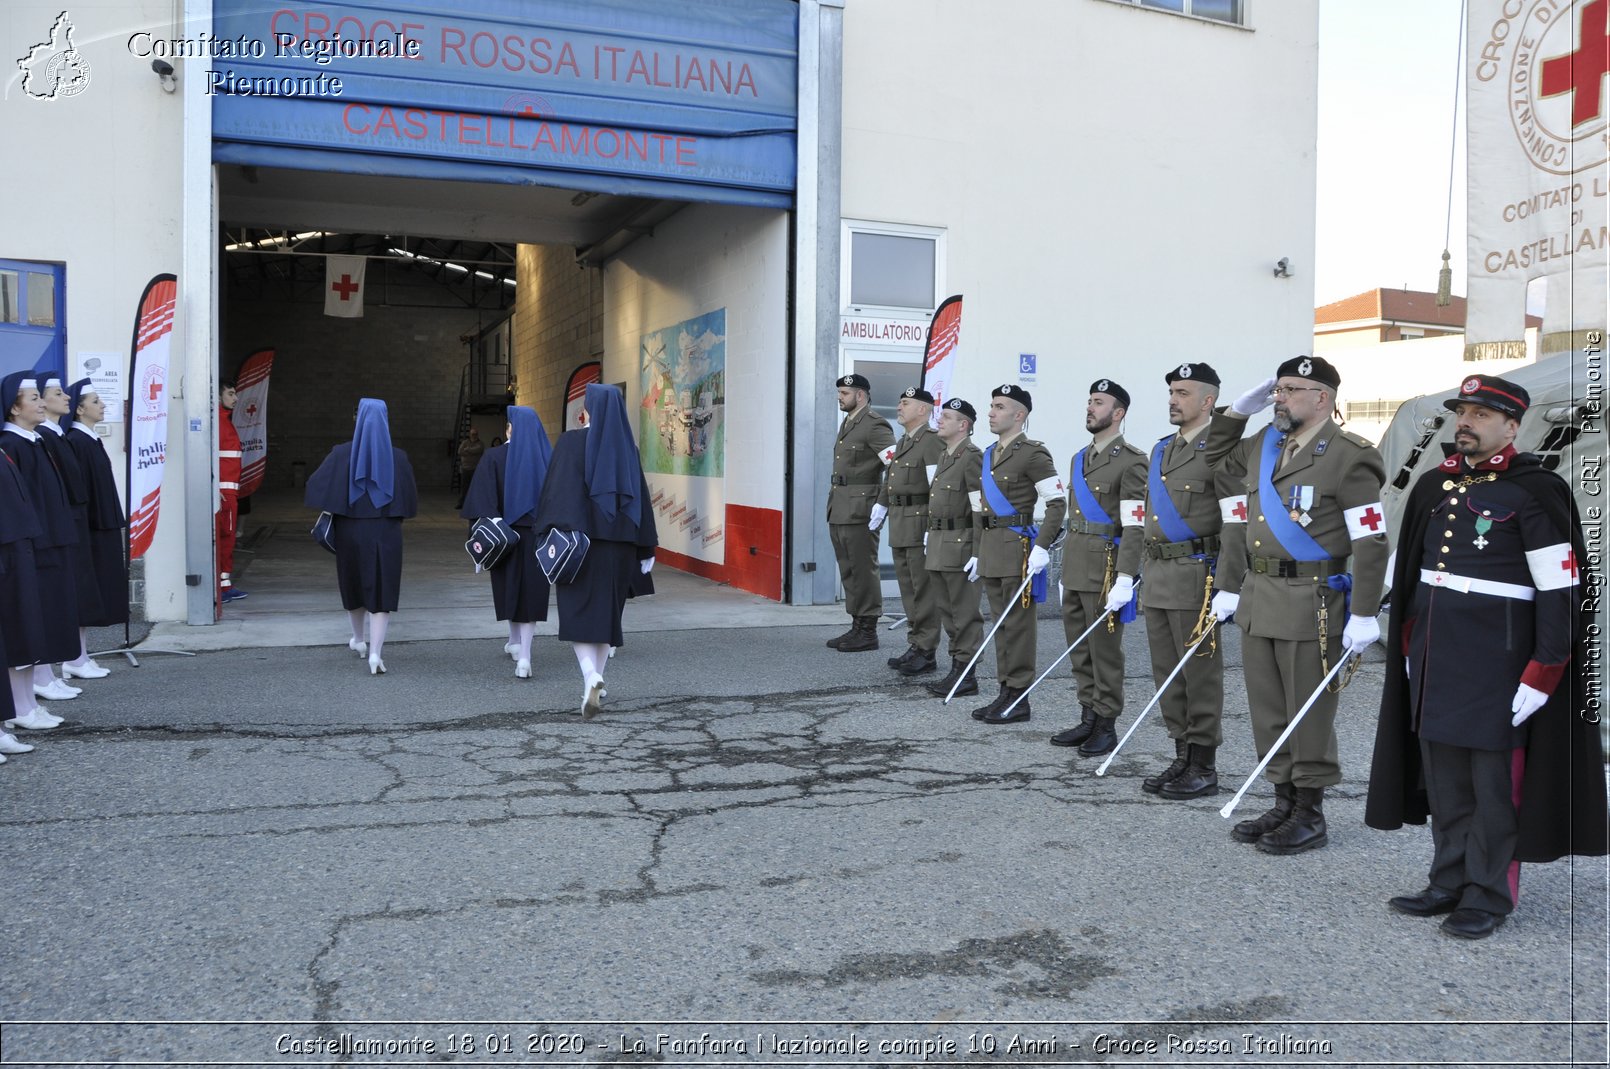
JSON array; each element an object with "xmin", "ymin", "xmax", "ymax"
[
  {"xmin": 837, "ymin": 373, "xmax": 871, "ymax": 392},
  {"xmin": 1164, "ymin": 362, "xmax": 1221, "ymax": 387},
  {"xmin": 942, "ymin": 397, "xmax": 976, "ymax": 423},
  {"xmin": 1089, "ymin": 378, "xmax": 1130, "ymax": 410},
  {"xmin": 1444, "ymin": 373, "xmax": 1529, "ymax": 420},
  {"xmin": 991, "ymin": 383, "xmax": 1032, "ymax": 412},
  {"xmin": 1276, "ymin": 355, "xmax": 1340, "ymax": 390},
  {"xmin": 900, "ymin": 386, "xmax": 934, "ymax": 404}
]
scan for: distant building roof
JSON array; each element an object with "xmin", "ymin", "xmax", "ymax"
[{"xmin": 1316, "ymin": 288, "xmax": 1541, "ymax": 331}]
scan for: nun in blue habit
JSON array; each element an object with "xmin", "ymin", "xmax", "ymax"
[
  {"xmin": 460, "ymin": 406, "xmax": 554, "ymax": 680},
  {"xmin": 304, "ymin": 398, "xmax": 418, "ymax": 675},
  {"xmin": 533, "ymin": 383, "xmax": 658, "ymax": 717}
]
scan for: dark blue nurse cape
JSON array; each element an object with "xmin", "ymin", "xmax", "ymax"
[
  {"xmin": 304, "ymin": 443, "xmax": 419, "ymax": 613},
  {"xmin": 460, "ymin": 444, "xmax": 551, "ymax": 623}
]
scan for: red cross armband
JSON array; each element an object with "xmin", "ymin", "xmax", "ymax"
[
  {"xmin": 1344, "ymin": 501, "xmax": 1386, "ymax": 540},
  {"xmin": 1220, "ymin": 495, "xmax": 1248, "ymax": 524},
  {"xmin": 1119, "ymin": 498, "xmax": 1146, "ymax": 528},
  {"xmin": 1525, "ymin": 542, "xmax": 1580, "ymax": 591},
  {"xmin": 1035, "ymin": 475, "xmax": 1065, "ymax": 506}
]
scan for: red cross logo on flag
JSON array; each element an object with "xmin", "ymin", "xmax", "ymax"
[{"xmin": 1540, "ymin": 0, "xmax": 1609, "ymax": 126}]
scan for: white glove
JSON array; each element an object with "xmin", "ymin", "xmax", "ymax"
[
  {"xmin": 923, "ymin": 532, "xmax": 929, "ymax": 549},
  {"xmin": 1230, "ymin": 376, "xmax": 1279, "ymax": 417},
  {"xmin": 640, "ymin": 556, "xmax": 655, "ymax": 575},
  {"xmin": 1104, "ymin": 574, "xmax": 1134, "ymax": 613},
  {"xmin": 964, "ymin": 557, "xmax": 979, "ymax": 583},
  {"xmin": 1511, "ymin": 683, "xmax": 1548, "ymax": 726},
  {"xmin": 868, "ymin": 503, "xmax": 888, "ymax": 531},
  {"xmin": 1027, "ymin": 545, "xmax": 1050, "ymax": 576},
  {"xmin": 1211, "ymin": 590, "xmax": 1239, "ymax": 622},
  {"xmin": 1341, "ymin": 614, "xmax": 1380, "ymax": 653}
]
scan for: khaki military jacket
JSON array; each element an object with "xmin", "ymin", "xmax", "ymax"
[
  {"xmin": 977, "ymin": 433, "xmax": 1067, "ymax": 580},
  {"xmin": 1204, "ymin": 412, "xmax": 1390, "ymax": 639},
  {"xmin": 1139, "ymin": 427, "xmax": 1241, "ymax": 611},
  {"xmin": 877, "ymin": 423, "xmax": 947, "ymax": 549},
  {"xmin": 925, "ymin": 438, "xmax": 983, "ymax": 571},
  {"xmin": 827, "ymin": 405, "xmax": 895, "ymax": 525},
  {"xmin": 1062, "ymin": 435, "xmax": 1147, "ymax": 592}
]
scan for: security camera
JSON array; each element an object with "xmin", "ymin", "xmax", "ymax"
[
  {"xmin": 1273, "ymin": 257, "xmax": 1292, "ymax": 278},
  {"xmin": 152, "ymin": 58, "xmax": 177, "ymax": 92}
]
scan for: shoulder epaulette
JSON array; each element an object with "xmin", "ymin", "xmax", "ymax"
[{"xmin": 1339, "ymin": 431, "xmax": 1373, "ymax": 448}]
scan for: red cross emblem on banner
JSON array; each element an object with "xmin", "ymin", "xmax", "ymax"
[
  {"xmin": 1563, "ymin": 549, "xmax": 1580, "ymax": 579},
  {"xmin": 1231, "ymin": 500, "xmax": 1248, "ymax": 522},
  {"xmin": 330, "ymin": 274, "xmax": 360, "ymax": 301},
  {"xmin": 1541, "ymin": 0, "xmax": 1609, "ymax": 126},
  {"xmin": 1128, "ymin": 503, "xmax": 1145, "ymax": 524},
  {"xmin": 245, "ymin": 402, "xmax": 259, "ymax": 418},
  {"xmin": 1359, "ymin": 507, "xmax": 1383, "ymax": 532}
]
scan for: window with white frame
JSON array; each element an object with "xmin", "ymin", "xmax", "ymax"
[
  {"xmin": 1111, "ymin": 0, "xmax": 1246, "ymax": 26},
  {"xmin": 841, "ymin": 221, "xmax": 945, "ymax": 314}
]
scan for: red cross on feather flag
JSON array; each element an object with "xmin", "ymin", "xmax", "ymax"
[{"xmin": 324, "ymin": 255, "xmax": 367, "ymax": 318}]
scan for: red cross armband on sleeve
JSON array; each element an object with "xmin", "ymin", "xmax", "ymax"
[
  {"xmin": 1525, "ymin": 542, "xmax": 1580, "ymax": 591},
  {"xmin": 1220, "ymin": 495, "xmax": 1248, "ymax": 524},
  {"xmin": 1344, "ymin": 502, "xmax": 1386, "ymax": 540},
  {"xmin": 1120, "ymin": 499, "xmax": 1146, "ymax": 528}
]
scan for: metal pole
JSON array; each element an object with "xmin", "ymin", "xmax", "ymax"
[
  {"xmin": 943, "ymin": 570, "xmax": 1034, "ymax": 704},
  {"xmin": 1219, "ymin": 653, "xmax": 1355, "ymax": 819},
  {"xmin": 1096, "ymin": 621, "xmax": 1216, "ymax": 776}
]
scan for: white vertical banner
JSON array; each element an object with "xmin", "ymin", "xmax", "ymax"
[
  {"xmin": 127, "ymin": 275, "xmax": 176, "ymax": 560},
  {"xmin": 233, "ymin": 348, "xmax": 273, "ymax": 496},
  {"xmin": 919, "ymin": 295, "xmax": 964, "ymax": 427},
  {"xmin": 1466, "ymin": 0, "xmax": 1608, "ymax": 356},
  {"xmin": 323, "ymin": 255, "xmax": 367, "ymax": 318}
]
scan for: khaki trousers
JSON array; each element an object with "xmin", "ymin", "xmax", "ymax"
[
  {"xmin": 1240, "ymin": 631, "xmax": 1343, "ymax": 787},
  {"xmin": 1061, "ymin": 588, "xmax": 1125, "ymax": 717},
  {"xmin": 891, "ymin": 543, "xmax": 940, "ymax": 651},
  {"xmin": 829, "ymin": 522, "xmax": 882, "ymax": 618},
  {"xmin": 1142, "ymin": 605, "xmax": 1223, "ymax": 747}
]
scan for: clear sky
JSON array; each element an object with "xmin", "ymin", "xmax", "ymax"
[{"xmin": 1315, "ymin": 0, "xmax": 1468, "ymax": 307}]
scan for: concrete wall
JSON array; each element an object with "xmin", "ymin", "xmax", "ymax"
[
  {"xmin": 603, "ymin": 204, "xmax": 791, "ymax": 598},
  {"xmin": 840, "ymin": 0, "xmax": 1322, "ymax": 462},
  {"xmin": 511, "ymin": 244, "xmax": 604, "ymax": 434}
]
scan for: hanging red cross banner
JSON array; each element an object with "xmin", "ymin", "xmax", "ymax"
[
  {"xmin": 232, "ymin": 348, "xmax": 274, "ymax": 496},
  {"xmin": 323, "ymin": 254, "xmax": 367, "ymax": 318}
]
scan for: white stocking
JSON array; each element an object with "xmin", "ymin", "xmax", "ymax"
[
  {"xmin": 571, "ymin": 642, "xmax": 608, "ymax": 682},
  {"xmin": 9, "ymin": 667, "xmax": 34, "ymax": 716},
  {"xmin": 66, "ymin": 629, "xmax": 90, "ymax": 668},
  {"xmin": 368, "ymin": 612, "xmax": 390, "ymax": 659},
  {"xmin": 33, "ymin": 664, "xmax": 57, "ymax": 687},
  {"xmin": 348, "ymin": 609, "xmax": 367, "ymax": 643},
  {"xmin": 514, "ymin": 621, "xmax": 535, "ymax": 663}
]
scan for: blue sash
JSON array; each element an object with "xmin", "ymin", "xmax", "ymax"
[
  {"xmin": 1074, "ymin": 445, "xmax": 1138, "ymax": 623},
  {"xmin": 1257, "ymin": 430, "xmax": 1351, "ymax": 610},
  {"xmin": 982, "ymin": 443, "xmax": 1047, "ymax": 603},
  {"xmin": 1147, "ymin": 436, "xmax": 1201, "ymax": 547}
]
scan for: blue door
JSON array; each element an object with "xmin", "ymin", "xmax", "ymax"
[{"xmin": 0, "ymin": 259, "xmax": 66, "ymax": 378}]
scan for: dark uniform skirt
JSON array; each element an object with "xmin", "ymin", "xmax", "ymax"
[
  {"xmin": 490, "ymin": 523, "xmax": 551, "ymax": 623},
  {"xmin": 333, "ymin": 515, "xmax": 404, "ymax": 613},
  {"xmin": 555, "ymin": 539, "xmax": 637, "ymax": 647},
  {"xmin": 67, "ymin": 510, "xmax": 105, "ymax": 625},
  {"xmin": 0, "ymin": 540, "xmax": 50, "ymax": 667},
  {"xmin": 30, "ymin": 545, "xmax": 81, "ymax": 664},
  {"xmin": 82, "ymin": 527, "xmax": 129, "ymax": 626}
]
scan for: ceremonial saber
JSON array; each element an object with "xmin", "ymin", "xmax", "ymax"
[
  {"xmin": 944, "ymin": 570, "xmax": 1035, "ymax": 704},
  {"xmin": 1096, "ymin": 620, "xmax": 1216, "ymax": 776},
  {"xmin": 993, "ymin": 608, "xmax": 1114, "ymax": 720},
  {"xmin": 1219, "ymin": 652, "xmax": 1356, "ymax": 819}
]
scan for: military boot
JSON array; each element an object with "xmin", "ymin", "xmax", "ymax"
[
  {"xmin": 981, "ymin": 688, "xmax": 1030, "ymax": 724},
  {"xmin": 1078, "ymin": 715, "xmax": 1118, "ymax": 756},
  {"xmin": 1142, "ymin": 738, "xmax": 1190, "ymax": 794},
  {"xmin": 930, "ymin": 658, "xmax": 978, "ymax": 697},
  {"xmin": 897, "ymin": 648, "xmax": 938, "ymax": 677},
  {"xmin": 835, "ymin": 616, "xmax": 880, "ymax": 653},
  {"xmin": 1255, "ymin": 786, "xmax": 1328, "ymax": 855},
  {"xmin": 888, "ymin": 646, "xmax": 919, "ymax": 669},
  {"xmin": 826, "ymin": 619, "xmax": 860, "ymax": 649},
  {"xmin": 1158, "ymin": 744, "xmax": 1219, "ymax": 799},
  {"xmin": 971, "ymin": 684, "xmax": 1011, "ymax": 721},
  {"xmin": 1049, "ymin": 705, "xmax": 1097, "ymax": 747},
  {"xmin": 1231, "ymin": 781, "xmax": 1296, "ymax": 843}
]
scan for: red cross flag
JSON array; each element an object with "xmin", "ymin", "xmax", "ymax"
[
  {"xmin": 324, "ymin": 254, "xmax": 367, "ymax": 318},
  {"xmin": 1344, "ymin": 502, "xmax": 1387, "ymax": 540}
]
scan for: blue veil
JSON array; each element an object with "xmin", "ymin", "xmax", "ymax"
[
  {"xmin": 349, "ymin": 398, "xmax": 396, "ymax": 507},
  {"xmin": 582, "ymin": 383, "xmax": 642, "ymax": 526},
  {"xmin": 504, "ymin": 405, "xmax": 553, "ymax": 522}
]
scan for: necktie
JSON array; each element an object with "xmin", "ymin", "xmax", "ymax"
[{"xmin": 1278, "ymin": 437, "xmax": 1301, "ymax": 472}]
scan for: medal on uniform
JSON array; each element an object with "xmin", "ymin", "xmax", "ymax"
[
  {"xmin": 1442, "ymin": 479, "xmax": 1455, "ymax": 491},
  {"xmin": 1288, "ymin": 484, "xmax": 1313, "ymax": 523},
  {"xmin": 1473, "ymin": 514, "xmax": 1492, "ymax": 550}
]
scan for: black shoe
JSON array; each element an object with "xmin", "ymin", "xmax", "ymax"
[
  {"xmin": 888, "ymin": 646, "xmax": 918, "ymax": 669},
  {"xmin": 1440, "ymin": 908, "xmax": 1506, "ymax": 940},
  {"xmin": 897, "ymin": 648, "xmax": 938, "ymax": 677},
  {"xmin": 826, "ymin": 621, "xmax": 859, "ymax": 649},
  {"xmin": 928, "ymin": 659, "xmax": 973, "ymax": 697},
  {"xmin": 971, "ymin": 686, "xmax": 1010, "ymax": 721},
  {"xmin": 1255, "ymin": 786, "xmax": 1328, "ymax": 854},
  {"xmin": 835, "ymin": 617, "xmax": 880, "ymax": 653},
  {"xmin": 1388, "ymin": 887, "xmax": 1460, "ymax": 918},
  {"xmin": 1077, "ymin": 716, "xmax": 1118, "ymax": 756},
  {"xmin": 1231, "ymin": 782, "xmax": 1296, "ymax": 843},
  {"xmin": 1050, "ymin": 706, "xmax": 1097, "ymax": 748},
  {"xmin": 1158, "ymin": 744, "xmax": 1218, "ymax": 799},
  {"xmin": 1142, "ymin": 739, "xmax": 1190, "ymax": 793},
  {"xmin": 981, "ymin": 689, "xmax": 1030, "ymax": 724}
]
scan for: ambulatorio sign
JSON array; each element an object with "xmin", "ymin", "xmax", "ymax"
[{"xmin": 207, "ymin": 0, "xmax": 798, "ymax": 197}]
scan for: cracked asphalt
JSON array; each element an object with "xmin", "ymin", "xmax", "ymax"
[{"xmin": 2, "ymin": 617, "xmax": 1605, "ymax": 1067}]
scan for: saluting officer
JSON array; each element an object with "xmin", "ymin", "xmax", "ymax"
[
  {"xmin": 924, "ymin": 397, "xmax": 986, "ymax": 697},
  {"xmin": 970, "ymin": 384, "xmax": 1067, "ymax": 724},
  {"xmin": 1204, "ymin": 355, "xmax": 1389, "ymax": 855},
  {"xmin": 826, "ymin": 373, "xmax": 896, "ymax": 653},
  {"xmin": 1052, "ymin": 380, "xmax": 1146, "ymax": 755},
  {"xmin": 1133, "ymin": 363, "xmax": 1243, "ymax": 798},
  {"xmin": 1366, "ymin": 374, "xmax": 1606, "ymax": 940},
  {"xmin": 874, "ymin": 386, "xmax": 948, "ymax": 676}
]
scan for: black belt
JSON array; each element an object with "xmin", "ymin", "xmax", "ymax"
[
  {"xmin": 830, "ymin": 475, "xmax": 880, "ymax": 487},
  {"xmin": 888, "ymin": 492, "xmax": 930, "ymax": 506},
  {"xmin": 982, "ymin": 512, "xmax": 1032, "ymax": 529},
  {"xmin": 1066, "ymin": 518, "xmax": 1118, "ymax": 537},
  {"xmin": 1145, "ymin": 535, "xmax": 1221, "ymax": 561},
  {"xmin": 1250, "ymin": 556, "xmax": 1347, "ymax": 578},
  {"xmin": 929, "ymin": 515, "xmax": 973, "ymax": 530}
]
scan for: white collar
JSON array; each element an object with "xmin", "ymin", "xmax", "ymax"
[
  {"xmin": 3, "ymin": 422, "xmax": 40, "ymax": 442},
  {"xmin": 39, "ymin": 419, "xmax": 64, "ymax": 436},
  {"xmin": 72, "ymin": 424, "xmax": 98, "ymax": 438}
]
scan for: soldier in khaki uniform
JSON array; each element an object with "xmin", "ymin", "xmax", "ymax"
[
  {"xmin": 873, "ymin": 387, "xmax": 949, "ymax": 676},
  {"xmin": 970, "ymin": 384, "xmax": 1067, "ymax": 724},
  {"xmin": 1052, "ymin": 380, "xmax": 1147, "ymax": 755},
  {"xmin": 924, "ymin": 397, "xmax": 986, "ymax": 697},
  {"xmin": 1134, "ymin": 363, "xmax": 1245, "ymax": 799},
  {"xmin": 1204, "ymin": 355, "xmax": 1389, "ymax": 855},
  {"xmin": 826, "ymin": 373, "xmax": 896, "ymax": 653}
]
